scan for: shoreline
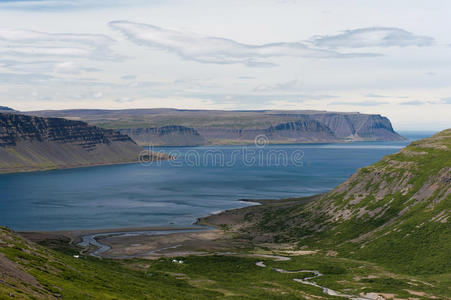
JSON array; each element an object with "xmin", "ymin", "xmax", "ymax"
[
  {"xmin": 18, "ymin": 198, "xmax": 266, "ymax": 238},
  {"xmin": 19, "ymin": 225, "xmax": 210, "ymax": 244},
  {"xmin": 18, "ymin": 196, "xmax": 318, "ymax": 258},
  {"xmin": 0, "ymin": 152, "xmax": 173, "ymax": 175},
  {"xmin": 138, "ymin": 136, "xmax": 407, "ymax": 147}
]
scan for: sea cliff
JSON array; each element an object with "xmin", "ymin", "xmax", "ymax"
[
  {"xmin": 29, "ymin": 109, "xmax": 405, "ymax": 146},
  {"xmin": 0, "ymin": 112, "xmax": 166, "ymax": 173}
]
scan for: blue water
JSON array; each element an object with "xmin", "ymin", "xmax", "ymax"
[{"xmin": 0, "ymin": 131, "xmax": 434, "ymax": 231}]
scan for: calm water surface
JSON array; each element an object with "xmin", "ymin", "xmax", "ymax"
[{"xmin": 0, "ymin": 132, "xmax": 434, "ymax": 230}]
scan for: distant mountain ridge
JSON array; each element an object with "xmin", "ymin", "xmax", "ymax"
[
  {"xmin": 0, "ymin": 112, "xmax": 167, "ymax": 174},
  {"xmin": 0, "ymin": 106, "xmax": 15, "ymax": 111},
  {"xmin": 120, "ymin": 125, "xmax": 206, "ymax": 146},
  {"xmin": 28, "ymin": 109, "xmax": 405, "ymax": 146}
]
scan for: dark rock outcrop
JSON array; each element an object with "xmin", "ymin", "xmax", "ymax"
[
  {"xmin": 197, "ymin": 119, "xmax": 338, "ymax": 143},
  {"xmin": 267, "ymin": 119, "xmax": 336, "ymax": 141},
  {"xmin": 309, "ymin": 113, "xmax": 402, "ymax": 141},
  {"xmin": 0, "ymin": 113, "xmax": 166, "ymax": 174},
  {"xmin": 120, "ymin": 125, "xmax": 206, "ymax": 146}
]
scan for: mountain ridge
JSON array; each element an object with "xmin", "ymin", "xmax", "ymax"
[{"xmin": 27, "ymin": 108, "xmax": 405, "ymax": 146}]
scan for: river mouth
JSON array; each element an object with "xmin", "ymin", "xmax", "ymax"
[{"xmin": 77, "ymin": 227, "xmax": 212, "ymax": 257}]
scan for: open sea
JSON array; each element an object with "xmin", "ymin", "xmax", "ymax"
[{"xmin": 0, "ymin": 131, "xmax": 434, "ymax": 231}]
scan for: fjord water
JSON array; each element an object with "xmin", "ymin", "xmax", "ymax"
[{"xmin": 0, "ymin": 132, "xmax": 432, "ymax": 231}]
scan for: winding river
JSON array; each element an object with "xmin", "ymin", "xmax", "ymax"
[
  {"xmin": 255, "ymin": 256, "xmax": 376, "ymax": 300},
  {"xmin": 78, "ymin": 228, "xmax": 209, "ymax": 257}
]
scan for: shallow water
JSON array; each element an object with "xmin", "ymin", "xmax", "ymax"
[{"xmin": 0, "ymin": 132, "xmax": 434, "ymax": 231}]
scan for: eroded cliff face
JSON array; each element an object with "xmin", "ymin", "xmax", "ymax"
[
  {"xmin": 116, "ymin": 112, "xmax": 403, "ymax": 145},
  {"xmin": 27, "ymin": 109, "xmax": 405, "ymax": 146},
  {"xmin": 309, "ymin": 113, "xmax": 402, "ymax": 141},
  {"xmin": 196, "ymin": 118, "xmax": 338, "ymax": 144},
  {"xmin": 119, "ymin": 114, "xmax": 400, "ymax": 145},
  {"xmin": 0, "ymin": 113, "xmax": 133, "ymax": 147},
  {"xmin": 0, "ymin": 113, "xmax": 165, "ymax": 173},
  {"xmin": 120, "ymin": 125, "xmax": 206, "ymax": 146}
]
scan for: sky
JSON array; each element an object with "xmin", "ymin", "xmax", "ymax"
[{"xmin": 0, "ymin": 0, "xmax": 450, "ymax": 130}]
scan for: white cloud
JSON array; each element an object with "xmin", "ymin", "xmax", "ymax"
[
  {"xmin": 0, "ymin": 72, "xmax": 55, "ymax": 84},
  {"xmin": 0, "ymin": 60, "xmax": 100, "ymax": 74},
  {"xmin": 311, "ymin": 27, "xmax": 434, "ymax": 49},
  {"xmin": 0, "ymin": 0, "xmax": 146, "ymax": 10},
  {"xmin": 127, "ymin": 81, "xmax": 156, "ymax": 88},
  {"xmin": 254, "ymin": 80, "xmax": 302, "ymax": 92},
  {"xmin": 0, "ymin": 28, "xmax": 122, "ymax": 61},
  {"xmin": 329, "ymin": 100, "xmax": 389, "ymax": 106},
  {"xmin": 109, "ymin": 20, "xmax": 380, "ymax": 67},
  {"xmin": 115, "ymin": 97, "xmax": 134, "ymax": 103},
  {"xmin": 365, "ymin": 93, "xmax": 390, "ymax": 98},
  {"xmin": 121, "ymin": 74, "xmax": 136, "ymax": 80},
  {"xmin": 92, "ymin": 92, "xmax": 104, "ymax": 99},
  {"xmin": 399, "ymin": 100, "xmax": 426, "ymax": 106}
]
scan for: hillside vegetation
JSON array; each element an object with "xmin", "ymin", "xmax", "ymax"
[
  {"xmin": 2, "ymin": 226, "xmax": 450, "ymax": 299},
  {"xmin": 216, "ymin": 129, "xmax": 451, "ymax": 275}
]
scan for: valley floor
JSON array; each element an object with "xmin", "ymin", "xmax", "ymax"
[{"xmin": 9, "ymin": 196, "xmax": 450, "ymax": 299}]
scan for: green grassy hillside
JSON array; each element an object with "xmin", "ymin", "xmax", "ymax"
[
  {"xmin": 239, "ymin": 129, "xmax": 451, "ymax": 275},
  {"xmin": 2, "ymin": 226, "xmax": 449, "ymax": 299}
]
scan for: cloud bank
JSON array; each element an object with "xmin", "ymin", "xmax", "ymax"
[
  {"xmin": 0, "ymin": 28, "xmax": 121, "ymax": 61},
  {"xmin": 0, "ymin": 0, "xmax": 145, "ymax": 11},
  {"xmin": 330, "ymin": 100, "xmax": 389, "ymax": 106},
  {"xmin": 109, "ymin": 20, "xmax": 380, "ymax": 67},
  {"xmin": 311, "ymin": 27, "xmax": 434, "ymax": 48}
]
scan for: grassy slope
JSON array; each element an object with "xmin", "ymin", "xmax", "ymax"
[
  {"xmin": 2, "ymin": 227, "xmax": 448, "ymax": 299},
  {"xmin": 0, "ymin": 227, "xmax": 219, "ymax": 299},
  {"xmin": 242, "ymin": 129, "xmax": 450, "ymax": 275}
]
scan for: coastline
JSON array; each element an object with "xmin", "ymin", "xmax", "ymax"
[
  {"xmin": 138, "ymin": 136, "xmax": 407, "ymax": 147},
  {"xmin": 18, "ymin": 196, "xmax": 319, "ymax": 258},
  {"xmin": 18, "ymin": 198, "xmax": 273, "ymax": 241},
  {"xmin": 19, "ymin": 225, "xmax": 210, "ymax": 244},
  {"xmin": 0, "ymin": 152, "xmax": 172, "ymax": 175}
]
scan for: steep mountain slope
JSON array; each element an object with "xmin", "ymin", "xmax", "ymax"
[
  {"xmin": 196, "ymin": 118, "xmax": 338, "ymax": 144},
  {"xmin": 309, "ymin": 112, "xmax": 402, "ymax": 141},
  {"xmin": 294, "ymin": 129, "xmax": 451, "ymax": 273},
  {"xmin": 0, "ymin": 106, "xmax": 15, "ymax": 111},
  {"xmin": 28, "ymin": 109, "xmax": 404, "ymax": 145},
  {"xmin": 205, "ymin": 129, "xmax": 451, "ymax": 274},
  {"xmin": 120, "ymin": 125, "xmax": 206, "ymax": 146},
  {"xmin": 0, "ymin": 112, "xmax": 166, "ymax": 173},
  {"xmin": 0, "ymin": 227, "xmax": 221, "ymax": 299}
]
